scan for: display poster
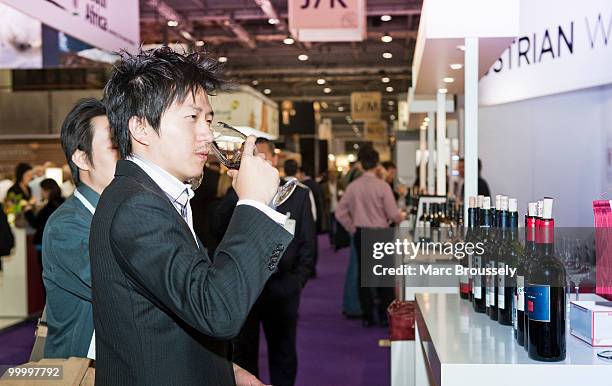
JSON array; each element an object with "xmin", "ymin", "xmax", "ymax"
[
  {"xmin": 288, "ymin": 0, "xmax": 366, "ymax": 42},
  {"xmin": 210, "ymin": 86, "xmax": 279, "ymax": 139},
  {"xmin": 0, "ymin": 0, "xmax": 139, "ymax": 53},
  {"xmin": 0, "ymin": 3, "xmax": 42, "ymax": 68},
  {"xmin": 480, "ymin": 0, "xmax": 612, "ymax": 105}
]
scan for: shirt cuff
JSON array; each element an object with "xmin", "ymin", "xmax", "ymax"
[{"xmin": 236, "ymin": 199, "xmax": 292, "ymax": 234}]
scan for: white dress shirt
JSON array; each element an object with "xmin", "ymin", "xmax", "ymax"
[{"xmin": 127, "ymin": 155, "xmax": 290, "ymax": 245}]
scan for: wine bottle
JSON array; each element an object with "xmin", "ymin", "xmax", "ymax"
[
  {"xmin": 526, "ymin": 198, "xmax": 567, "ymax": 362},
  {"xmin": 517, "ymin": 202, "xmax": 537, "ymax": 346},
  {"xmin": 498, "ymin": 197, "xmax": 519, "ymax": 325},
  {"xmin": 487, "ymin": 195, "xmax": 502, "ymax": 321},
  {"xmin": 461, "ymin": 197, "xmax": 477, "ymax": 300},
  {"xmin": 473, "ymin": 197, "xmax": 491, "ymax": 313}
]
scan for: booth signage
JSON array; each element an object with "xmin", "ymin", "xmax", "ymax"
[
  {"xmin": 480, "ymin": 0, "xmax": 612, "ymax": 105},
  {"xmin": 0, "ymin": 0, "xmax": 140, "ymax": 53},
  {"xmin": 288, "ymin": 0, "xmax": 366, "ymax": 42},
  {"xmin": 365, "ymin": 120, "xmax": 388, "ymax": 142},
  {"xmin": 351, "ymin": 92, "xmax": 381, "ymax": 122}
]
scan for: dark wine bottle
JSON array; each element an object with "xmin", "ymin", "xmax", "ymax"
[
  {"xmin": 460, "ymin": 197, "xmax": 477, "ymax": 300},
  {"xmin": 526, "ymin": 198, "xmax": 566, "ymax": 362},
  {"xmin": 487, "ymin": 195, "xmax": 502, "ymax": 321},
  {"xmin": 524, "ymin": 199, "xmax": 543, "ymax": 350},
  {"xmin": 473, "ymin": 197, "xmax": 491, "ymax": 313},
  {"xmin": 517, "ymin": 202, "xmax": 537, "ymax": 346},
  {"xmin": 498, "ymin": 197, "xmax": 519, "ymax": 325}
]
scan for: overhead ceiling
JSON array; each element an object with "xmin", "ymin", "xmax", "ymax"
[{"xmin": 139, "ymin": 0, "xmax": 422, "ymax": 136}]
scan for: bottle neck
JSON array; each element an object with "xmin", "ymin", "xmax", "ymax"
[
  {"xmin": 535, "ymin": 218, "xmax": 555, "ymax": 255},
  {"xmin": 507, "ymin": 212, "xmax": 518, "ymax": 240}
]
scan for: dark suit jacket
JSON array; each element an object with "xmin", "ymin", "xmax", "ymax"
[
  {"xmin": 89, "ymin": 160, "xmax": 292, "ymax": 386},
  {"xmin": 212, "ymin": 185, "xmax": 315, "ymax": 296}
]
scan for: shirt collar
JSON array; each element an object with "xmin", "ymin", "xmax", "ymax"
[
  {"xmin": 126, "ymin": 155, "xmax": 194, "ymax": 205},
  {"xmin": 75, "ymin": 183, "xmax": 100, "ymax": 208}
]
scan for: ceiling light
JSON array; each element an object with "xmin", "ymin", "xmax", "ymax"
[
  {"xmin": 381, "ymin": 15, "xmax": 392, "ymax": 22},
  {"xmin": 388, "ymin": 100, "xmax": 395, "ymax": 105},
  {"xmin": 283, "ymin": 37, "xmax": 295, "ymax": 45},
  {"xmin": 263, "ymin": 88, "xmax": 271, "ymax": 95},
  {"xmin": 424, "ymin": 117, "xmax": 430, "ymax": 122},
  {"xmin": 381, "ymin": 33, "xmax": 392, "ymax": 43},
  {"xmin": 443, "ymin": 77, "xmax": 454, "ymax": 83},
  {"xmin": 338, "ymin": 106, "xmax": 344, "ymax": 112},
  {"xmin": 386, "ymin": 86, "xmax": 394, "ymax": 92},
  {"xmin": 252, "ymin": 80, "xmax": 259, "ymax": 86},
  {"xmin": 268, "ymin": 18, "xmax": 280, "ymax": 25},
  {"xmin": 457, "ymin": 45, "xmax": 466, "ymax": 51},
  {"xmin": 218, "ymin": 56, "xmax": 228, "ymax": 63},
  {"xmin": 381, "ymin": 76, "xmax": 390, "ymax": 83},
  {"xmin": 195, "ymin": 40, "xmax": 205, "ymax": 47},
  {"xmin": 317, "ymin": 78, "xmax": 326, "ymax": 85},
  {"xmin": 382, "ymin": 52, "xmax": 393, "ymax": 59},
  {"xmin": 323, "ymin": 87, "xmax": 332, "ymax": 94},
  {"xmin": 167, "ymin": 20, "xmax": 178, "ymax": 27},
  {"xmin": 438, "ymin": 88, "xmax": 448, "ymax": 94},
  {"xmin": 390, "ymin": 114, "xmax": 396, "ymax": 120},
  {"xmin": 450, "ymin": 63, "xmax": 463, "ymax": 70},
  {"xmin": 298, "ymin": 54, "xmax": 309, "ymax": 61}
]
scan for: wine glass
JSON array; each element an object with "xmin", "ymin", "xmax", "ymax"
[{"xmin": 209, "ymin": 121, "xmax": 298, "ymax": 207}]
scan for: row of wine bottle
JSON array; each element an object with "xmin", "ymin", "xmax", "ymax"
[{"xmin": 459, "ymin": 195, "xmax": 567, "ymax": 362}]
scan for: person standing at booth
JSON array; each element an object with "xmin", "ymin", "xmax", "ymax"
[
  {"xmin": 90, "ymin": 47, "xmax": 293, "ymax": 386},
  {"xmin": 40, "ymin": 98, "xmax": 118, "ymax": 358}
]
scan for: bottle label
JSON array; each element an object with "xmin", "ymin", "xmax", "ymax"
[
  {"xmin": 526, "ymin": 284, "xmax": 551, "ymax": 322},
  {"xmin": 517, "ymin": 276, "xmax": 525, "ymax": 311},
  {"xmin": 474, "ymin": 285, "xmax": 482, "ymax": 299},
  {"xmin": 497, "ymin": 261, "xmax": 505, "ymax": 288},
  {"xmin": 485, "ymin": 262, "xmax": 490, "ymax": 306},
  {"xmin": 497, "ymin": 261, "xmax": 505, "ymax": 309},
  {"xmin": 488, "ymin": 261, "xmax": 496, "ymax": 306},
  {"xmin": 512, "ymin": 294, "xmax": 518, "ymax": 330}
]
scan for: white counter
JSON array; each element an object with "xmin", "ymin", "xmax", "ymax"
[{"xmin": 414, "ymin": 293, "xmax": 612, "ymax": 386}]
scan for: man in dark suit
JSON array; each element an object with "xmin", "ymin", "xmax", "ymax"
[
  {"xmin": 213, "ymin": 139, "xmax": 316, "ymax": 386},
  {"xmin": 90, "ymin": 47, "xmax": 293, "ymax": 386}
]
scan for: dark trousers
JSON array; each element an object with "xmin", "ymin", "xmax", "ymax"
[
  {"xmin": 234, "ymin": 287, "xmax": 300, "ymax": 386},
  {"xmin": 354, "ymin": 228, "xmax": 394, "ymax": 324}
]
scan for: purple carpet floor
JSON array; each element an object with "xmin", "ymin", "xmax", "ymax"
[
  {"xmin": 0, "ymin": 236, "xmax": 390, "ymax": 385},
  {"xmin": 0, "ymin": 320, "xmax": 36, "ymax": 373},
  {"xmin": 258, "ymin": 235, "xmax": 390, "ymax": 386}
]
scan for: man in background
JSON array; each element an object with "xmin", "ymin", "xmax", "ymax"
[
  {"xmin": 335, "ymin": 145, "xmax": 404, "ymax": 326},
  {"xmin": 455, "ymin": 158, "xmax": 491, "ymax": 201},
  {"xmin": 42, "ymin": 98, "xmax": 118, "ymax": 358},
  {"xmin": 215, "ymin": 139, "xmax": 316, "ymax": 386}
]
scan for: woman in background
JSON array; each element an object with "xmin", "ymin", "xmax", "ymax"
[
  {"xmin": 7, "ymin": 163, "xmax": 34, "ymax": 202},
  {"xmin": 25, "ymin": 178, "xmax": 64, "ymax": 268}
]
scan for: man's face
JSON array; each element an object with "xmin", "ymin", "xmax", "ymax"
[
  {"xmin": 255, "ymin": 143, "xmax": 278, "ymax": 167},
  {"xmin": 386, "ymin": 167, "xmax": 396, "ymax": 182},
  {"xmin": 89, "ymin": 115, "xmax": 119, "ymax": 191},
  {"xmin": 149, "ymin": 88, "xmax": 214, "ymax": 182}
]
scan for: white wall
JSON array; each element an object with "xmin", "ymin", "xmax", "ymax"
[{"xmin": 479, "ymin": 85, "xmax": 611, "ymax": 226}]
